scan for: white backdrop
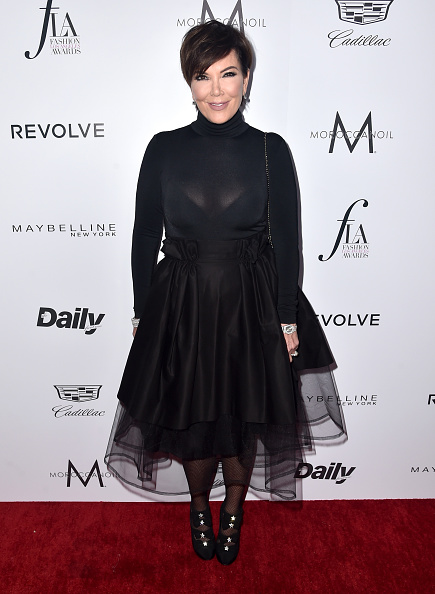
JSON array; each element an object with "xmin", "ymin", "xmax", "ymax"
[{"xmin": 1, "ymin": 0, "xmax": 434, "ymax": 502}]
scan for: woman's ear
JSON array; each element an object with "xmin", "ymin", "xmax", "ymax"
[{"xmin": 243, "ymin": 69, "xmax": 250, "ymax": 95}]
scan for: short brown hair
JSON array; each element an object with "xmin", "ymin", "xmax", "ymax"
[{"xmin": 180, "ymin": 20, "xmax": 253, "ymax": 84}]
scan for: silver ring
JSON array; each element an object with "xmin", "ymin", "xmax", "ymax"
[{"xmin": 291, "ymin": 350, "xmax": 298, "ymax": 357}]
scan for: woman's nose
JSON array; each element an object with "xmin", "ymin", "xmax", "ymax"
[{"xmin": 210, "ymin": 78, "xmax": 223, "ymax": 96}]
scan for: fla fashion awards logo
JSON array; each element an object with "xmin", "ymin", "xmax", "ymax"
[
  {"xmin": 318, "ymin": 199, "xmax": 369, "ymax": 261},
  {"xmin": 329, "ymin": 0, "xmax": 395, "ymax": 48},
  {"xmin": 24, "ymin": 0, "xmax": 80, "ymax": 59}
]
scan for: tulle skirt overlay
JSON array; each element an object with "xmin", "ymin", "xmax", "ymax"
[{"xmin": 105, "ymin": 231, "xmax": 345, "ymax": 500}]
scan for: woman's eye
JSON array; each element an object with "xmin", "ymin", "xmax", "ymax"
[
  {"xmin": 223, "ymin": 71, "xmax": 236, "ymax": 77},
  {"xmin": 195, "ymin": 74, "xmax": 208, "ymax": 81}
]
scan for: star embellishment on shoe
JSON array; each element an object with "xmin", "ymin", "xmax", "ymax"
[
  {"xmin": 203, "ymin": 542, "xmax": 208, "ymax": 547},
  {"xmin": 231, "ymin": 516, "xmax": 236, "ymax": 521},
  {"xmin": 229, "ymin": 523, "xmax": 234, "ymax": 528},
  {"xmin": 198, "ymin": 513, "xmax": 204, "ymax": 518},
  {"xmin": 200, "ymin": 520, "xmax": 204, "ymax": 525},
  {"xmin": 227, "ymin": 537, "xmax": 232, "ymax": 542},
  {"xmin": 200, "ymin": 533, "xmax": 205, "ymax": 538},
  {"xmin": 224, "ymin": 546, "xmax": 229, "ymax": 551}
]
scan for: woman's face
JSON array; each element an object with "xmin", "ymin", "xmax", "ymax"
[{"xmin": 190, "ymin": 49, "xmax": 249, "ymax": 124}]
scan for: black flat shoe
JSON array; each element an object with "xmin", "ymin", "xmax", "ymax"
[
  {"xmin": 189, "ymin": 505, "xmax": 215, "ymax": 560},
  {"xmin": 215, "ymin": 503, "xmax": 244, "ymax": 565}
]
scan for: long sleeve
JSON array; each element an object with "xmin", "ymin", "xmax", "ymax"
[
  {"xmin": 131, "ymin": 134, "xmax": 164, "ymax": 318},
  {"xmin": 267, "ymin": 134, "xmax": 299, "ymax": 324}
]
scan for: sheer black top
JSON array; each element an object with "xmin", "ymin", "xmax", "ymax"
[{"xmin": 132, "ymin": 109, "xmax": 299, "ymax": 323}]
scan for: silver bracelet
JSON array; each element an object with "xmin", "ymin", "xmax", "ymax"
[
  {"xmin": 281, "ymin": 324, "xmax": 297, "ymax": 335},
  {"xmin": 131, "ymin": 317, "xmax": 140, "ymax": 328}
]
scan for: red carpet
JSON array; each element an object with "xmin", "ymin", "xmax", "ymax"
[{"xmin": 1, "ymin": 500, "xmax": 434, "ymax": 593}]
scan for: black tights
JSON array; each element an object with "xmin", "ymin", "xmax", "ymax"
[{"xmin": 183, "ymin": 456, "xmax": 251, "ymax": 514}]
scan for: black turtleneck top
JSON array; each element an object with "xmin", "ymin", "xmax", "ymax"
[{"xmin": 132, "ymin": 110, "xmax": 299, "ymax": 323}]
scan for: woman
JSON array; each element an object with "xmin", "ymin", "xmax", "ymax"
[{"xmin": 106, "ymin": 21, "xmax": 346, "ymax": 565}]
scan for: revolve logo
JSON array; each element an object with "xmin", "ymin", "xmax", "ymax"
[
  {"xmin": 37, "ymin": 307, "xmax": 105, "ymax": 335},
  {"xmin": 318, "ymin": 199, "xmax": 369, "ymax": 261},
  {"xmin": 12, "ymin": 223, "xmax": 116, "ymax": 238},
  {"xmin": 428, "ymin": 395, "xmax": 435, "ymax": 405},
  {"xmin": 25, "ymin": 0, "xmax": 80, "ymax": 59},
  {"xmin": 317, "ymin": 314, "xmax": 380, "ymax": 327},
  {"xmin": 10, "ymin": 123, "xmax": 104, "ymax": 140},
  {"xmin": 294, "ymin": 462, "xmax": 356, "ymax": 484}
]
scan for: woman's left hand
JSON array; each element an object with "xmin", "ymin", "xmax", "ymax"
[{"xmin": 281, "ymin": 325, "xmax": 299, "ymax": 363}]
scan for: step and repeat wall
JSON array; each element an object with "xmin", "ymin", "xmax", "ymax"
[{"xmin": 1, "ymin": 0, "xmax": 434, "ymax": 502}]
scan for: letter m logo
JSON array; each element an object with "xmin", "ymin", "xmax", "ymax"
[
  {"xmin": 201, "ymin": 0, "xmax": 245, "ymax": 33},
  {"xmin": 66, "ymin": 459, "xmax": 104, "ymax": 487},
  {"xmin": 329, "ymin": 112, "xmax": 374, "ymax": 153}
]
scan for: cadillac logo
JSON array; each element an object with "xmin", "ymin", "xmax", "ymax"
[
  {"xmin": 54, "ymin": 385, "xmax": 102, "ymax": 402},
  {"xmin": 335, "ymin": 1, "xmax": 395, "ymax": 25}
]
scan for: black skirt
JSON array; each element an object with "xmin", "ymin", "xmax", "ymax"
[{"xmin": 105, "ymin": 231, "xmax": 346, "ymax": 500}]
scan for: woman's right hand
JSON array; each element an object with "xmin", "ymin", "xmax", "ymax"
[{"xmin": 133, "ymin": 327, "xmax": 138, "ymax": 338}]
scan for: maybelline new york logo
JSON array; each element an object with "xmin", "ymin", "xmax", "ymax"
[
  {"xmin": 12, "ymin": 223, "xmax": 116, "ymax": 238},
  {"xmin": 329, "ymin": 1, "xmax": 395, "ymax": 48},
  {"xmin": 177, "ymin": 0, "xmax": 265, "ymax": 32},
  {"xmin": 37, "ymin": 307, "xmax": 104, "ymax": 334},
  {"xmin": 304, "ymin": 393, "xmax": 378, "ymax": 406},
  {"xmin": 319, "ymin": 199, "xmax": 369, "ymax": 261},
  {"xmin": 25, "ymin": 0, "xmax": 80, "ymax": 59},
  {"xmin": 410, "ymin": 466, "xmax": 435, "ymax": 474},
  {"xmin": 311, "ymin": 113, "xmax": 393, "ymax": 154}
]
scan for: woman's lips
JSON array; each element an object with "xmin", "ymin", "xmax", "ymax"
[{"xmin": 207, "ymin": 101, "xmax": 230, "ymax": 111}]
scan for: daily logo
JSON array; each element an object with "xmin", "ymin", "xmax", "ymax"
[
  {"xmin": 335, "ymin": 1, "xmax": 395, "ymax": 25},
  {"xmin": 25, "ymin": 0, "xmax": 80, "ymax": 59},
  {"xmin": 37, "ymin": 307, "xmax": 104, "ymax": 335},
  {"xmin": 294, "ymin": 462, "xmax": 356, "ymax": 484},
  {"xmin": 318, "ymin": 199, "xmax": 369, "ymax": 261}
]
